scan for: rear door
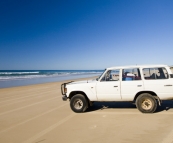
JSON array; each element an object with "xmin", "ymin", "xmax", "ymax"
[
  {"xmin": 143, "ymin": 67, "xmax": 173, "ymax": 99},
  {"xmin": 121, "ymin": 68, "xmax": 144, "ymax": 100}
]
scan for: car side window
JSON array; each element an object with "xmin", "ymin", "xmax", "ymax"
[
  {"xmin": 143, "ymin": 67, "xmax": 168, "ymax": 80},
  {"xmin": 101, "ymin": 70, "xmax": 119, "ymax": 81},
  {"xmin": 122, "ymin": 68, "xmax": 141, "ymax": 81}
]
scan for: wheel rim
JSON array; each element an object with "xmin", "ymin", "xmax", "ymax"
[
  {"xmin": 74, "ymin": 99, "xmax": 83, "ymax": 109},
  {"xmin": 141, "ymin": 98, "xmax": 152, "ymax": 110}
]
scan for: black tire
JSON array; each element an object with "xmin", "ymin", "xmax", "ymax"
[
  {"xmin": 70, "ymin": 94, "xmax": 88, "ymax": 113},
  {"xmin": 136, "ymin": 93, "xmax": 157, "ymax": 113}
]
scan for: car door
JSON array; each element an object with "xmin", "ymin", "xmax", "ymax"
[
  {"xmin": 96, "ymin": 69, "xmax": 121, "ymax": 101},
  {"xmin": 121, "ymin": 68, "xmax": 144, "ymax": 100},
  {"xmin": 143, "ymin": 67, "xmax": 173, "ymax": 99}
]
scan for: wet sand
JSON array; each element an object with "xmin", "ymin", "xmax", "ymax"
[{"xmin": 0, "ymin": 78, "xmax": 173, "ymax": 143}]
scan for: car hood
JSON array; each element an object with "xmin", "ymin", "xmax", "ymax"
[{"xmin": 68, "ymin": 79, "xmax": 97, "ymax": 85}]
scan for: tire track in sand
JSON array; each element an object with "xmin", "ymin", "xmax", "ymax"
[
  {"xmin": 23, "ymin": 113, "xmax": 75, "ymax": 143},
  {"xmin": 0, "ymin": 96, "xmax": 59, "ymax": 116},
  {"xmin": 0, "ymin": 103, "xmax": 68, "ymax": 135}
]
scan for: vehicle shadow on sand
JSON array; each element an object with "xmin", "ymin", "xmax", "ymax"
[
  {"xmin": 86, "ymin": 102, "xmax": 136, "ymax": 112},
  {"xmin": 156, "ymin": 100, "xmax": 173, "ymax": 113},
  {"xmin": 86, "ymin": 100, "xmax": 173, "ymax": 113}
]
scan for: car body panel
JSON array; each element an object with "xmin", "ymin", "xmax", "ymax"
[{"xmin": 64, "ymin": 65, "xmax": 173, "ymax": 102}]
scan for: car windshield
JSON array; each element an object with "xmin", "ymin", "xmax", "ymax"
[{"xmin": 96, "ymin": 69, "xmax": 106, "ymax": 81}]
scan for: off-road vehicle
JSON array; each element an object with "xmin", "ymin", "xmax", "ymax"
[{"xmin": 61, "ymin": 65, "xmax": 173, "ymax": 113}]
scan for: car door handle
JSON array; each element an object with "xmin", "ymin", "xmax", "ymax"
[
  {"xmin": 164, "ymin": 85, "xmax": 172, "ymax": 86},
  {"xmin": 137, "ymin": 85, "xmax": 142, "ymax": 87},
  {"xmin": 114, "ymin": 86, "xmax": 118, "ymax": 87}
]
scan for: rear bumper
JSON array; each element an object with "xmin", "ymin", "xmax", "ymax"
[{"xmin": 62, "ymin": 95, "xmax": 68, "ymax": 101}]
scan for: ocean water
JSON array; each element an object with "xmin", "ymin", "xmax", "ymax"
[{"xmin": 0, "ymin": 70, "xmax": 103, "ymax": 88}]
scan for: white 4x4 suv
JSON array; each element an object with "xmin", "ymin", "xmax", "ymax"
[{"xmin": 61, "ymin": 65, "xmax": 173, "ymax": 113}]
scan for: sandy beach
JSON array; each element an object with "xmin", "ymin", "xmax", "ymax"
[{"xmin": 0, "ymin": 77, "xmax": 173, "ymax": 143}]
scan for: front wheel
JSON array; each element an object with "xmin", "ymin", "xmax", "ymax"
[
  {"xmin": 70, "ymin": 94, "xmax": 88, "ymax": 113},
  {"xmin": 136, "ymin": 93, "xmax": 157, "ymax": 113}
]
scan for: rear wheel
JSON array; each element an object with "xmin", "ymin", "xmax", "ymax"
[
  {"xmin": 136, "ymin": 93, "xmax": 157, "ymax": 113},
  {"xmin": 70, "ymin": 94, "xmax": 88, "ymax": 113}
]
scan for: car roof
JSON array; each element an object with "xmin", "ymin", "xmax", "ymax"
[{"xmin": 107, "ymin": 64, "xmax": 168, "ymax": 70}]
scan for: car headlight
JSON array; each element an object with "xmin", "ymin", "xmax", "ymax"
[{"xmin": 64, "ymin": 87, "xmax": 67, "ymax": 93}]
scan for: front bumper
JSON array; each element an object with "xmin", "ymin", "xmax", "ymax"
[{"xmin": 62, "ymin": 95, "xmax": 68, "ymax": 101}]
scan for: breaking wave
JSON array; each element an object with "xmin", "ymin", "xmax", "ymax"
[{"xmin": 0, "ymin": 70, "xmax": 103, "ymax": 81}]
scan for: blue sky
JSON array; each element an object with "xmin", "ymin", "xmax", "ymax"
[{"xmin": 0, "ymin": 0, "xmax": 173, "ymax": 70}]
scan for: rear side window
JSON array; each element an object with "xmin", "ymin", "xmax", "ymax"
[
  {"xmin": 170, "ymin": 67, "xmax": 173, "ymax": 74},
  {"xmin": 122, "ymin": 68, "xmax": 141, "ymax": 81},
  {"xmin": 170, "ymin": 67, "xmax": 173, "ymax": 78},
  {"xmin": 170, "ymin": 74, "xmax": 173, "ymax": 78},
  {"xmin": 143, "ymin": 67, "xmax": 168, "ymax": 80}
]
